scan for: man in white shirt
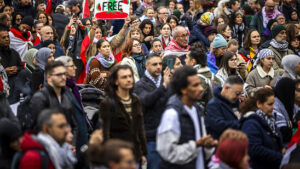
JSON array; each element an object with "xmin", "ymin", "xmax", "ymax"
[{"xmin": 157, "ymin": 66, "xmax": 218, "ymax": 169}]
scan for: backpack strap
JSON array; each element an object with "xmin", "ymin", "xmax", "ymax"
[{"xmin": 11, "ymin": 148, "xmax": 49, "ymax": 169}]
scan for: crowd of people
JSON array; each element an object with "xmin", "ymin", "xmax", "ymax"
[{"xmin": 2, "ymin": 0, "xmax": 300, "ymax": 169}]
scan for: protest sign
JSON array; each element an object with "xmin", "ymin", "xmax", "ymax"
[{"xmin": 94, "ymin": 0, "xmax": 130, "ymax": 19}]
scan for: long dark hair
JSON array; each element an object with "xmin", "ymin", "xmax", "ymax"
[
  {"xmin": 139, "ymin": 19, "xmax": 154, "ymax": 37},
  {"xmin": 218, "ymin": 51, "xmax": 237, "ymax": 75},
  {"xmin": 243, "ymin": 29, "xmax": 261, "ymax": 49},
  {"xmin": 274, "ymin": 77, "xmax": 296, "ymax": 121},
  {"xmin": 104, "ymin": 65, "xmax": 134, "ymax": 97}
]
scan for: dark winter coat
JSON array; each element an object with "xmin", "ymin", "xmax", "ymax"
[
  {"xmin": 189, "ymin": 24, "xmax": 210, "ymax": 46},
  {"xmin": 250, "ymin": 10, "xmax": 264, "ymax": 34},
  {"xmin": 134, "ymin": 75, "xmax": 173, "ymax": 142},
  {"xmin": 0, "ymin": 46, "xmax": 23, "ymax": 104},
  {"xmin": 99, "ymin": 94, "xmax": 148, "ymax": 161},
  {"xmin": 29, "ymin": 84, "xmax": 75, "ymax": 129},
  {"xmin": 206, "ymin": 87, "xmax": 240, "ymax": 139},
  {"xmin": 52, "ymin": 13, "xmax": 70, "ymax": 40},
  {"xmin": 241, "ymin": 113, "xmax": 283, "ymax": 169},
  {"xmin": 15, "ymin": 4, "xmax": 36, "ymax": 18}
]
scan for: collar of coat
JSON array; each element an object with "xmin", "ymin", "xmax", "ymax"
[{"xmin": 257, "ymin": 64, "xmax": 275, "ymax": 78}]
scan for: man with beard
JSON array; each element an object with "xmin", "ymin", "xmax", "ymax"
[
  {"xmin": 250, "ymin": 0, "xmax": 282, "ymax": 34},
  {"xmin": 9, "ymin": 16, "xmax": 33, "ymax": 60},
  {"xmin": 0, "ymin": 24, "xmax": 23, "ymax": 104},
  {"xmin": 134, "ymin": 54, "xmax": 172, "ymax": 169},
  {"xmin": 29, "ymin": 61, "xmax": 75, "ymax": 130},
  {"xmin": 206, "ymin": 76, "xmax": 243, "ymax": 139},
  {"xmin": 207, "ymin": 34, "xmax": 228, "ymax": 74},
  {"xmin": 268, "ymin": 24, "xmax": 294, "ymax": 75},
  {"xmin": 157, "ymin": 66, "xmax": 218, "ymax": 169}
]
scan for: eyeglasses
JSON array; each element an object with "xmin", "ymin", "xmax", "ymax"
[
  {"xmin": 133, "ymin": 43, "xmax": 142, "ymax": 48},
  {"xmin": 51, "ymin": 72, "xmax": 67, "ymax": 77}
]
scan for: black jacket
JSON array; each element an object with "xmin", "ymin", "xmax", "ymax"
[
  {"xmin": 15, "ymin": 4, "xmax": 36, "ymax": 18},
  {"xmin": 52, "ymin": 13, "xmax": 70, "ymax": 40},
  {"xmin": 29, "ymin": 84, "xmax": 75, "ymax": 129},
  {"xmin": 134, "ymin": 75, "xmax": 173, "ymax": 141},
  {"xmin": 0, "ymin": 47, "xmax": 23, "ymax": 103}
]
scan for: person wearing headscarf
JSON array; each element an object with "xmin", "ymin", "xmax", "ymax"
[
  {"xmin": 30, "ymin": 48, "xmax": 54, "ymax": 94},
  {"xmin": 273, "ymin": 77, "xmax": 298, "ymax": 146},
  {"xmin": 189, "ymin": 12, "xmax": 215, "ymax": 46},
  {"xmin": 281, "ymin": 54, "xmax": 300, "ymax": 80},
  {"xmin": 23, "ymin": 48, "xmax": 38, "ymax": 73},
  {"xmin": 245, "ymin": 49, "xmax": 280, "ymax": 96}
]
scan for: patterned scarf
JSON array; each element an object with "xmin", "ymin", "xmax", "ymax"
[
  {"xmin": 256, "ymin": 109, "xmax": 279, "ymax": 137},
  {"xmin": 262, "ymin": 7, "xmax": 282, "ymax": 28},
  {"xmin": 145, "ymin": 70, "xmax": 162, "ymax": 88},
  {"xmin": 270, "ymin": 39, "xmax": 289, "ymax": 52},
  {"xmin": 86, "ymin": 53, "xmax": 115, "ymax": 75},
  {"xmin": 233, "ymin": 23, "xmax": 245, "ymax": 47}
]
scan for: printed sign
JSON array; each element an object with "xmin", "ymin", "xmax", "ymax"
[{"xmin": 94, "ymin": 0, "xmax": 130, "ymax": 19}]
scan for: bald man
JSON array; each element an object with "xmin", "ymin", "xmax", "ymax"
[
  {"xmin": 33, "ymin": 26, "xmax": 65, "ymax": 58},
  {"xmin": 250, "ymin": 0, "xmax": 282, "ymax": 34}
]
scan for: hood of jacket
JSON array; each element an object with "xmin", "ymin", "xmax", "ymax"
[{"xmin": 20, "ymin": 131, "xmax": 45, "ymax": 151}]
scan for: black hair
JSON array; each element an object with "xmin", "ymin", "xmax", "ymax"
[
  {"xmin": 171, "ymin": 66, "xmax": 198, "ymax": 95},
  {"xmin": 162, "ymin": 55, "xmax": 178, "ymax": 71},
  {"xmin": 45, "ymin": 60, "xmax": 65, "ymax": 75},
  {"xmin": 34, "ymin": 20, "xmax": 43, "ymax": 28},
  {"xmin": 37, "ymin": 108, "xmax": 65, "ymax": 132},
  {"xmin": 189, "ymin": 42, "xmax": 207, "ymax": 66},
  {"xmin": 0, "ymin": 24, "xmax": 9, "ymax": 32},
  {"xmin": 167, "ymin": 15, "xmax": 179, "ymax": 25},
  {"xmin": 242, "ymin": 4, "xmax": 255, "ymax": 16},
  {"xmin": 139, "ymin": 19, "xmax": 154, "ymax": 36},
  {"xmin": 151, "ymin": 38, "xmax": 162, "ymax": 48},
  {"xmin": 12, "ymin": 12, "xmax": 24, "ymax": 26},
  {"xmin": 225, "ymin": 75, "xmax": 244, "ymax": 86},
  {"xmin": 96, "ymin": 39, "xmax": 109, "ymax": 49},
  {"xmin": 146, "ymin": 52, "xmax": 161, "ymax": 62},
  {"xmin": 42, "ymin": 40, "xmax": 56, "ymax": 48},
  {"xmin": 227, "ymin": 0, "xmax": 238, "ymax": 9},
  {"xmin": 104, "ymin": 65, "xmax": 134, "ymax": 97}
]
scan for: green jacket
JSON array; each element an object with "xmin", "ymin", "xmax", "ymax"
[{"xmin": 250, "ymin": 10, "xmax": 264, "ymax": 34}]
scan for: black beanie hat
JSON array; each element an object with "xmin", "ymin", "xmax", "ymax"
[
  {"xmin": 0, "ymin": 118, "xmax": 22, "ymax": 145},
  {"xmin": 271, "ymin": 24, "xmax": 286, "ymax": 38},
  {"xmin": 20, "ymin": 16, "xmax": 34, "ymax": 28}
]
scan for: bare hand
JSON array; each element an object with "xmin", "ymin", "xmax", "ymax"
[
  {"xmin": 68, "ymin": 17, "xmax": 74, "ymax": 26},
  {"xmin": 162, "ymin": 17, "xmax": 167, "ymax": 24},
  {"xmin": 92, "ymin": 17, "xmax": 98, "ymax": 25},
  {"xmin": 196, "ymin": 135, "xmax": 218, "ymax": 148},
  {"xmin": 144, "ymin": 36, "xmax": 153, "ymax": 42},
  {"xmin": 89, "ymin": 129, "xmax": 103, "ymax": 145},
  {"xmin": 107, "ymin": 30, "xmax": 113, "ymax": 36},
  {"xmin": 124, "ymin": 16, "xmax": 131, "ymax": 26},
  {"xmin": 163, "ymin": 67, "xmax": 171, "ymax": 88},
  {"xmin": 264, "ymin": 85, "xmax": 272, "ymax": 90},
  {"xmin": 141, "ymin": 155, "xmax": 147, "ymax": 165}
]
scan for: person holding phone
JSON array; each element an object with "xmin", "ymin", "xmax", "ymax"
[
  {"xmin": 162, "ymin": 55, "xmax": 183, "ymax": 75},
  {"xmin": 214, "ymin": 51, "xmax": 247, "ymax": 87}
]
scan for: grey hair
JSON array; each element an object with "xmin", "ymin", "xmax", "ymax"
[
  {"xmin": 172, "ymin": 26, "xmax": 186, "ymax": 38},
  {"xmin": 55, "ymin": 56, "xmax": 73, "ymax": 67},
  {"xmin": 37, "ymin": 108, "xmax": 63, "ymax": 132}
]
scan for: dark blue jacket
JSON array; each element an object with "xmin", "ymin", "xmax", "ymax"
[
  {"xmin": 134, "ymin": 75, "xmax": 173, "ymax": 141},
  {"xmin": 205, "ymin": 87, "xmax": 240, "ymax": 139},
  {"xmin": 33, "ymin": 40, "xmax": 65, "ymax": 58},
  {"xmin": 189, "ymin": 24, "xmax": 210, "ymax": 46},
  {"xmin": 241, "ymin": 113, "xmax": 283, "ymax": 169}
]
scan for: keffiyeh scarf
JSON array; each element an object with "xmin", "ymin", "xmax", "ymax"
[
  {"xmin": 270, "ymin": 39, "xmax": 289, "ymax": 52},
  {"xmin": 256, "ymin": 109, "xmax": 279, "ymax": 137}
]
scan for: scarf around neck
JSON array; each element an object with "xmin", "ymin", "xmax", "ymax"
[
  {"xmin": 36, "ymin": 133, "xmax": 77, "ymax": 169},
  {"xmin": 86, "ymin": 53, "xmax": 115, "ymax": 75},
  {"xmin": 132, "ymin": 53, "xmax": 146, "ymax": 78},
  {"xmin": 165, "ymin": 39, "xmax": 190, "ymax": 52},
  {"xmin": 262, "ymin": 7, "xmax": 281, "ymax": 28},
  {"xmin": 270, "ymin": 39, "xmax": 288, "ymax": 52},
  {"xmin": 256, "ymin": 109, "xmax": 279, "ymax": 137}
]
